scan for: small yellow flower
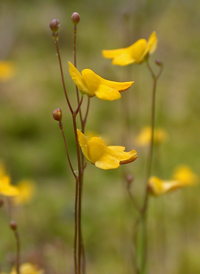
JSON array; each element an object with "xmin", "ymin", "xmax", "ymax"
[
  {"xmin": 77, "ymin": 129, "xmax": 138, "ymax": 170},
  {"xmin": 148, "ymin": 176, "xmax": 182, "ymax": 196},
  {"xmin": 135, "ymin": 126, "xmax": 168, "ymax": 146},
  {"xmin": 0, "ymin": 175, "xmax": 19, "ymax": 197},
  {"xmin": 172, "ymin": 165, "xmax": 198, "ymax": 185},
  {"xmin": 102, "ymin": 31, "xmax": 157, "ymax": 66},
  {"xmin": 68, "ymin": 62, "xmax": 134, "ymax": 100},
  {"xmin": 0, "ymin": 61, "xmax": 15, "ymax": 82},
  {"xmin": 10, "ymin": 263, "xmax": 44, "ymax": 274},
  {"xmin": 14, "ymin": 180, "xmax": 36, "ymax": 205}
]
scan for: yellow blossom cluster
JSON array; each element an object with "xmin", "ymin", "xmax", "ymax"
[
  {"xmin": 0, "ymin": 161, "xmax": 35, "ymax": 203},
  {"xmin": 1, "ymin": 263, "xmax": 43, "ymax": 274},
  {"xmin": 148, "ymin": 165, "xmax": 198, "ymax": 196}
]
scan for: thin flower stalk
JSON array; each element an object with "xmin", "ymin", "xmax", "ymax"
[{"xmin": 139, "ymin": 59, "xmax": 163, "ymax": 274}]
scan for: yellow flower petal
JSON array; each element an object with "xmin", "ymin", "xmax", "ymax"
[
  {"xmin": 148, "ymin": 176, "xmax": 181, "ymax": 196},
  {"xmin": 0, "ymin": 175, "xmax": 19, "ymax": 197},
  {"xmin": 69, "ymin": 62, "xmax": 134, "ymax": 100},
  {"xmin": 172, "ymin": 165, "xmax": 198, "ymax": 185},
  {"xmin": 95, "ymin": 84, "xmax": 121, "ymax": 100},
  {"xmin": 10, "ymin": 263, "xmax": 44, "ymax": 274},
  {"xmin": 77, "ymin": 129, "xmax": 92, "ymax": 163},
  {"xmin": 68, "ymin": 62, "xmax": 92, "ymax": 96},
  {"xmin": 146, "ymin": 31, "xmax": 158, "ymax": 54},
  {"xmin": 102, "ymin": 32, "xmax": 157, "ymax": 66},
  {"xmin": 135, "ymin": 126, "xmax": 168, "ymax": 146},
  {"xmin": 14, "ymin": 180, "xmax": 36, "ymax": 205},
  {"xmin": 77, "ymin": 129, "xmax": 138, "ymax": 170},
  {"xmin": 0, "ymin": 61, "xmax": 15, "ymax": 82}
]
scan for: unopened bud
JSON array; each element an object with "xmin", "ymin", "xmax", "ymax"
[
  {"xmin": 49, "ymin": 19, "xmax": 60, "ymax": 33},
  {"xmin": 10, "ymin": 220, "xmax": 17, "ymax": 230},
  {"xmin": 53, "ymin": 108, "xmax": 62, "ymax": 122},
  {"xmin": 155, "ymin": 59, "xmax": 163, "ymax": 66},
  {"xmin": 126, "ymin": 174, "xmax": 133, "ymax": 184},
  {"xmin": 71, "ymin": 12, "xmax": 80, "ymax": 26}
]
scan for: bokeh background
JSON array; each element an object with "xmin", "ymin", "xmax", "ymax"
[{"xmin": 0, "ymin": 0, "xmax": 200, "ymax": 273}]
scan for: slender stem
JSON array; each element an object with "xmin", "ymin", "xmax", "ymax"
[
  {"xmin": 82, "ymin": 97, "xmax": 90, "ymax": 130},
  {"xmin": 15, "ymin": 230, "xmax": 20, "ymax": 274},
  {"xmin": 71, "ymin": 115, "xmax": 83, "ymax": 274},
  {"xmin": 73, "ymin": 25, "xmax": 84, "ymax": 128},
  {"xmin": 74, "ymin": 178, "xmax": 79, "ymax": 274},
  {"xmin": 55, "ymin": 40, "xmax": 73, "ymax": 114},
  {"xmin": 59, "ymin": 122, "xmax": 77, "ymax": 179},
  {"xmin": 10, "ymin": 222, "xmax": 20, "ymax": 274},
  {"xmin": 126, "ymin": 186, "xmax": 141, "ymax": 214},
  {"xmin": 139, "ymin": 60, "xmax": 163, "ymax": 274}
]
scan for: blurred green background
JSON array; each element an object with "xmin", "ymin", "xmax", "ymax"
[{"xmin": 0, "ymin": 0, "xmax": 200, "ymax": 273}]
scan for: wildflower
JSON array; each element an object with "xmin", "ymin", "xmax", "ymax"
[
  {"xmin": 68, "ymin": 62, "xmax": 134, "ymax": 100},
  {"xmin": 10, "ymin": 263, "xmax": 44, "ymax": 274},
  {"xmin": 102, "ymin": 31, "xmax": 157, "ymax": 66},
  {"xmin": 148, "ymin": 176, "xmax": 193, "ymax": 196},
  {"xmin": 135, "ymin": 126, "xmax": 168, "ymax": 146},
  {"xmin": 0, "ymin": 61, "xmax": 15, "ymax": 81},
  {"xmin": 77, "ymin": 129, "xmax": 138, "ymax": 170},
  {"xmin": 14, "ymin": 180, "xmax": 36, "ymax": 205},
  {"xmin": 172, "ymin": 165, "xmax": 198, "ymax": 185},
  {"xmin": 0, "ymin": 175, "xmax": 19, "ymax": 197}
]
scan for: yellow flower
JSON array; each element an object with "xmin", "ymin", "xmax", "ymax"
[
  {"xmin": 172, "ymin": 165, "xmax": 198, "ymax": 185},
  {"xmin": 0, "ymin": 61, "xmax": 15, "ymax": 82},
  {"xmin": 102, "ymin": 31, "xmax": 157, "ymax": 66},
  {"xmin": 10, "ymin": 263, "xmax": 44, "ymax": 274},
  {"xmin": 148, "ymin": 176, "xmax": 183, "ymax": 196},
  {"xmin": 14, "ymin": 180, "xmax": 36, "ymax": 205},
  {"xmin": 0, "ymin": 175, "xmax": 19, "ymax": 197},
  {"xmin": 135, "ymin": 126, "xmax": 168, "ymax": 146},
  {"xmin": 68, "ymin": 61, "xmax": 134, "ymax": 100},
  {"xmin": 77, "ymin": 129, "xmax": 138, "ymax": 170}
]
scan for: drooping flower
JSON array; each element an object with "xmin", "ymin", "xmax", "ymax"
[
  {"xmin": 0, "ymin": 175, "xmax": 19, "ymax": 197},
  {"xmin": 172, "ymin": 165, "xmax": 198, "ymax": 186},
  {"xmin": 13, "ymin": 180, "xmax": 36, "ymax": 205},
  {"xmin": 0, "ymin": 61, "xmax": 15, "ymax": 82},
  {"xmin": 68, "ymin": 61, "xmax": 134, "ymax": 100},
  {"xmin": 77, "ymin": 129, "xmax": 138, "ymax": 170},
  {"xmin": 135, "ymin": 126, "xmax": 168, "ymax": 146},
  {"xmin": 148, "ymin": 176, "xmax": 183, "ymax": 196},
  {"xmin": 102, "ymin": 31, "xmax": 157, "ymax": 66},
  {"xmin": 10, "ymin": 263, "xmax": 44, "ymax": 274}
]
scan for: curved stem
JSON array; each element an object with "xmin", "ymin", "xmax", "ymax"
[
  {"xmin": 59, "ymin": 122, "xmax": 77, "ymax": 179},
  {"xmin": 55, "ymin": 40, "xmax": 73, "ymax": 114}
]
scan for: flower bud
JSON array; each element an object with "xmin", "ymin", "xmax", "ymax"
[
  {"xmin": 155, "ymin": 59, "xmax": 163, "ymax": 66},
  {"xmin": 71, "ymin": 12, "xmax": 80, "ymax": 26},
  {"xmin": 126, "ymin": 174, "xmax": 133, "ymax": 184},
  {"xmin": 10, "ymin": 220, "xmax": 17, "ymax": 230},
  {"xmin": 126, "ymin": 174, "xmax": 134, "ymax": 189},
  {"xmin": 53, "ymin": 108, "xmax": 62, "ymax": 122},
  {"xmin": 49, "ymin": 19, "xmax": 60, "ymax": 33}
]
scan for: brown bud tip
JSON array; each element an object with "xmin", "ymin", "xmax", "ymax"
[
  {"xmin": 53, "ymin": 108, "xmax": 62, "ymax": 122},
  {"xmin": 10, "ymin": 220, "xmax": 17, "ymax": 230},
  {"xmin": 71, "ymin": 12, "xmax": 80, "ymax": 26},
  {"xmin": 155, "ymin": 59, "xmax": 163, "ymax": 66},
  {"xmin": 126, "ymin": 174, "xmax": 134, "ymax": 184},
  {"xmin": 0, "ymin": 199, "xmax": 4, "ymax": 207},
  {"xmin": 50, "ymin": 19, "xmax": 60, "ymax": 33}
]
